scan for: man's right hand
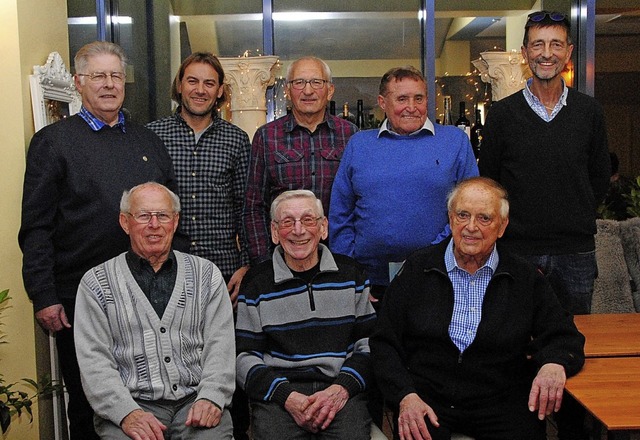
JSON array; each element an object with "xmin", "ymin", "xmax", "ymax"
[
  {"xmin": 284, "ymin": 391, "xmax": 317, "ymax": 433},
  {"xmin": 35, "ymin": 304, "xmax": 71, "ymax": 332},
  {"xmin": 397, "ymin": 393, "xmax": 439, "ymax": 440},
  {"xmin": 121, "ymin": 409, "xmax": 167, "ymax": 440}
]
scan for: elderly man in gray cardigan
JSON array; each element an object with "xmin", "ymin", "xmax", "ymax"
[{"xmin": 74, "ymin": 182, "xmax": 235, "ymax": 440}]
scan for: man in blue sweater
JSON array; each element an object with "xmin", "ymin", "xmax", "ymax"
[
  {"xmin": 236, "ymin": 190, "xmax": 376, "ymax": 439},
  {"xmin": 329, "ymin": 66, "xmax": 478, "ymax": 304}
]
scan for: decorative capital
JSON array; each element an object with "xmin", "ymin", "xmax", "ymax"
[
  {"xmin": 474, "ymin": 51, "xmax": 532, "ymax": 101},
  {"xmin": 219, "ymin": 56, "xmax": 279, "ymax": 111}
]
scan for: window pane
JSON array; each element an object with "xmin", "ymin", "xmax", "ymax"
[{"xmin": 273, "ymin": 0, "xmax": 421, "ymax": 126}]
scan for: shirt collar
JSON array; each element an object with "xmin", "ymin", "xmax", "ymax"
[
  {"xmin": 78, "ymin": 106, "xmax": 126, "ymax": 133},
  {"xmin": 523, "ymin": 78, "xmax": 569, "ymax": 108},
  {"xmin": 377, "ymin": 117, "xmax": 435, "ymax": 138},
  {"xmin": 444, "ymin": 239, "xmax": 499, "ymax": 275},
  {"xmin": 284, "ymin": 112, "xmax": 332, "ymax": 133},
  {"xmin": 126, "ymin": 248, "xmax": 176, "ymax": 272}
]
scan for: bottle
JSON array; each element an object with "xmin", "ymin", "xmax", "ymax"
[
  {"xmin": 470, "ymin": 108, "xmax": 483, "ymax": 160},
  {"xmin": 356, "ymin": 99, "xmax": 366, "ymax": 129},
  {"xmin": 443, "ymin": 96, "xmax": 453, "ymax": 125},
  {"xmin": 329, "ymin": 100, "xmax": 336, "ymax": 116},
  {"xmin": 455, "ymin": 101, "xmax": 471, "ymax": 139},
  {"xmin": 340, "ymin": 102, "xmax": 355, "ymax": 123}
]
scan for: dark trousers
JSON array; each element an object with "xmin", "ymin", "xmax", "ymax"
[{"xmin": 57, "ymin": 298, "xmax": 100, "ymax": 440}]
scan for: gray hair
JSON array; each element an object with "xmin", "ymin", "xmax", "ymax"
[
  {"xmin": 447, "ymin": 177, "xmax": 509, "ymax": 220},
  {"xmin": 286, "ymin": 56, "xmax": 332, "ymax": 83},
  {"xmin": 120, "ymin": 182, "xmax": 181, "ymax": 214},
  {"xmin": 270, "ymin": 190, "xmax": 324, "ymax": 221},
  {"xmin": 75, "ymin": 41, "xmax": 127, "ymax": 79}
]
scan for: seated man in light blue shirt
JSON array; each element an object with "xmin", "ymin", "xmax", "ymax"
[{"xmin": 371, "ymin": 177, "xmax": 585, "ymax": 440}]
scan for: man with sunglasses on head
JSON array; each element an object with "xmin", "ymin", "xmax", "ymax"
[
  {"xmin": 479, "ymin": 11, "xmax": 610, "ymax": 440},
  {"xmin": 19, "ymin": 41, "xmax": 182, "ymax": 440},
  {"xmin": 243, "ymin": 56, "xmax": 358, "ymax": 266},
  {"xmin": 236, "ymin": 190, "xmax": 377, "ymax": 440}
]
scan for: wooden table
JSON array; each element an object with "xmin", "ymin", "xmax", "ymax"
[
  {"xmin": 565, "ymin": 357, "xmax": 640, "ymax": 431},
  {"xmin": 573, "ymin": 313, "xmax": 640, "ymax": 357}
]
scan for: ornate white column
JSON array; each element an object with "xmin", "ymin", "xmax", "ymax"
[
  {"xmin": 472, "ymin": 50, "xmax": 532, "ymax": 101},
  {"xmin": 218, "ymin": 55, "xmax": 279, "ymax": 140}
]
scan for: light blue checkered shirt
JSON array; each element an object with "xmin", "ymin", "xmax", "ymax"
[
  {"xmin": 522, "ymin": 77, "xmax": 568, "ymax": 122},
  {"xmin": 445, "ymin": 239, "xmax": 499, "ymax": 352},
  {"xmin": 78, "ymin": 106, "xmax": 126, "ymax": 132}
]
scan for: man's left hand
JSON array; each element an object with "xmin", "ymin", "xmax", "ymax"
[
  {"xmin": 304, "ymin": 384, "xmax": 349, "ymax": 431},
  {"xmin": 227, "ymin": 265, "xmax": 249, "ymax": 308},
  {"xmin": 185, "ymin": 399, "xmax": 222, "ymax": 428},
  {"xmin": 528, "ymin": 363, "xmax": 566, "ymax": 420}
]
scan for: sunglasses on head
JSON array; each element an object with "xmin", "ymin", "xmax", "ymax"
[{"xmin": 527, "ymin": 11, "xmax": 567, "ymax": 23}]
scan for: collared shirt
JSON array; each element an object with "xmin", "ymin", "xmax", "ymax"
[
  {"xmin": 147, "ymin": 110, "xmax": 251, "ymax": 278},
  {"xmin": 125, "ymin": 250, "xmax": 177, "ymax": 318},
  {"xmin": 78, "ymin": 106, "xmax": 126, "ymax": 132},
  {"xmin": 445, "ymin": 239, "xmax": 499, "ymax": 352},
  {"xmin": 522, "ymin": 78, "xmax": 568, "ymax": 122},
  {"xmin": 377, "ymin": 117, "xmax": 435, "ymax": 137},
  {"xmin": 244, "ymin": 112, "xmax": 358, "ymax": 263}
]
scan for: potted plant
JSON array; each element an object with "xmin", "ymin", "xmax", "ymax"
[{"xmin": 0, "ymin": 289, "xmax": 62, "ymax": 433}]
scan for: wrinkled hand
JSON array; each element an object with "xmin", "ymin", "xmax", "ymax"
[
  {"xmin": 397, "ymin": 393, "xmax": 439, "ymax": 440},
  {"xmin": 284, "ymin": 391, "xmax": 316, "ymax": 433},
  {"xmin": 186, "ymin": 399, "xmax": 222, "ymax": 428},
  {"xmin": 528, "ymin": 363, "xmax": 566, "ymax": 420},
  {"xmin": 304, "ymin": 384, "xmax": 349, "ymax": 431},
  {"xmin": 121, "ymin": 409, "xmax": 167, "ymax": 440},
  {"xmin": 227, "ymin": 265, "xmax": 249, "ymax": 309},
  {"xmin": 35, "ymin": 304, "xmax": 71, "ymax": 333}
]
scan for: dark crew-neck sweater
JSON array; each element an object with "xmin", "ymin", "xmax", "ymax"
[
  {"xmin": 19, "ymin": 115, "xmax": 179, "ymax": 311},
  {"xmin": 479, "ymin": 88, "xmax": 610, "ymax": 255}
]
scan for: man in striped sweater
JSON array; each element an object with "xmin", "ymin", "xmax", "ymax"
[
  {"xmin": 236, "ymin": 190, "xmax": 376, "ymax": 439},
  {"xmin": 75, "ymin": 182, "xmax": 235, "ymax": 440}
]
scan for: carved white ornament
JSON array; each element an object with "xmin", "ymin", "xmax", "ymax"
[
  {"xmin": 30, "ymin": 52, "xmax": 81, "ymax": 131},
  {"xmin": 473, "ymin": 51, "xmax": 532, "ymax": 102}
]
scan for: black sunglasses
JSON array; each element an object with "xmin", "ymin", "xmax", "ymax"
[{"xmin": 527, "ymin": 11, "xmax": 567, "ymax": 23}]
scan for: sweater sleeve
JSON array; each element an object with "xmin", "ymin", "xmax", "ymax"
[
  {"xmin": 334, "ymin": 274, "xmax": 376, "ymax": 396},
  {"xmin": 477, "ymin": 101, "xmax": 505, "ymax": 182},
  {"xmin": 328, "ymin": 139, "xmax": 357, "ymax": 257},
  {"xmin": 235, "ymin": 274, "xmax": 295, "ymax": 407},
  {"xmin": 18, "ymin": 129, "xmax": 64, "ymax": 312},
  {"xmin": 587, "ymin": 101, "xmax": 611, "ymax": 207},
  {"xmin": 529, "ymin": 271, "xmax": 585, "ymax": 377},
  {"xmin": 74, "ymin": 270, "xmax": 141, "ymax": 425},
  {"xmin": 195, "ymin": 262, "xmax": 237, "ymax": 408}
]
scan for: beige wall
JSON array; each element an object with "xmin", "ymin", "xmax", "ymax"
[{"xmin": 0, "ymin": 0, "xmax": 69, "ymax": 439}]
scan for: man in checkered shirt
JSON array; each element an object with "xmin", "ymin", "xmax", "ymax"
[{"xmin": 147, "ymin": 52, "xmax": 251, "ymax": 439}]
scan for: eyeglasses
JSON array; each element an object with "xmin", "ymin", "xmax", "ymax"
[
  {"xmin": 453, "ymin": 211, "xmax": 494, "ymax": 227},
  {"xmin": 287, "ymin": 78, "xmax": 329, "ymax": 90},
  {"xmin": 527, "ymin": 11, "xmax": 567, "ymax": 24},
  {"xmin": 274, "ymin": 216, "xmax": 322, "ymax": 230},
  {"xmin": 77, "ymin": 72, "xmax": 126, "ymax": 84},
  {"xmin": 128, "ymin": 211, "xmax": 175, "ymax": 224}
]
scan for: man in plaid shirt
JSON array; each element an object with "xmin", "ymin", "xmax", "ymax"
[
  {"xmin": 147, "ymin": 52, "xmax": 251, "ymax": 439},
  {"xmin": 243, "ymin": 56, "xmax": 358, "ymax": 264}
]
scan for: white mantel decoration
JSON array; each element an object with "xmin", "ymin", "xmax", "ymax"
[
  {"xmin": 219, "ymin": 55, "xmax": 279, "ymax": 140},
  {"xmin": 473, "ymin": 50, "xmax": 532, "ymax": 102}
]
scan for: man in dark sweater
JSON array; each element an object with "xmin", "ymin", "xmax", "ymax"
[
  {"xmin": 19, "ymin": 41, "xmax": 180, "ymax": 440},
  {"xmin": 479, "ymin": 12, "xmax": 609, "ymax": 439},
  {"xmin": 371, "ymin": 177, "xmax": 584, "ymax": 440}
]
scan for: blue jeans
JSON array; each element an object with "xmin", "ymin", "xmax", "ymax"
[{"xmin": 523, "ymin": 251, "xmax": 597, "ymax": 316}]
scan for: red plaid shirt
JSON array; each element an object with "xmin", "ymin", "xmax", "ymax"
[{"xmin": 243, "ymin": 113, "xmax": 357, "ymax": 263}]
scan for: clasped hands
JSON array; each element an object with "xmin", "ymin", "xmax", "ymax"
[
  {"xmin": 121, "ymin": 399, "xmax": 221, "ymax": 440},
  {"xmin": 284, "ymin": 384, "xmax": 350, "ymax": 433},
  {"xmin": 396, "ymin": 363, "xmax": 566, "ymax": 440}
]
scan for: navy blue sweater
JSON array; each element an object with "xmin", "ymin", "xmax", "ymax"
[{"xmin": 19, "ymin": 115, "xmax": 179, "ymax": 311}]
